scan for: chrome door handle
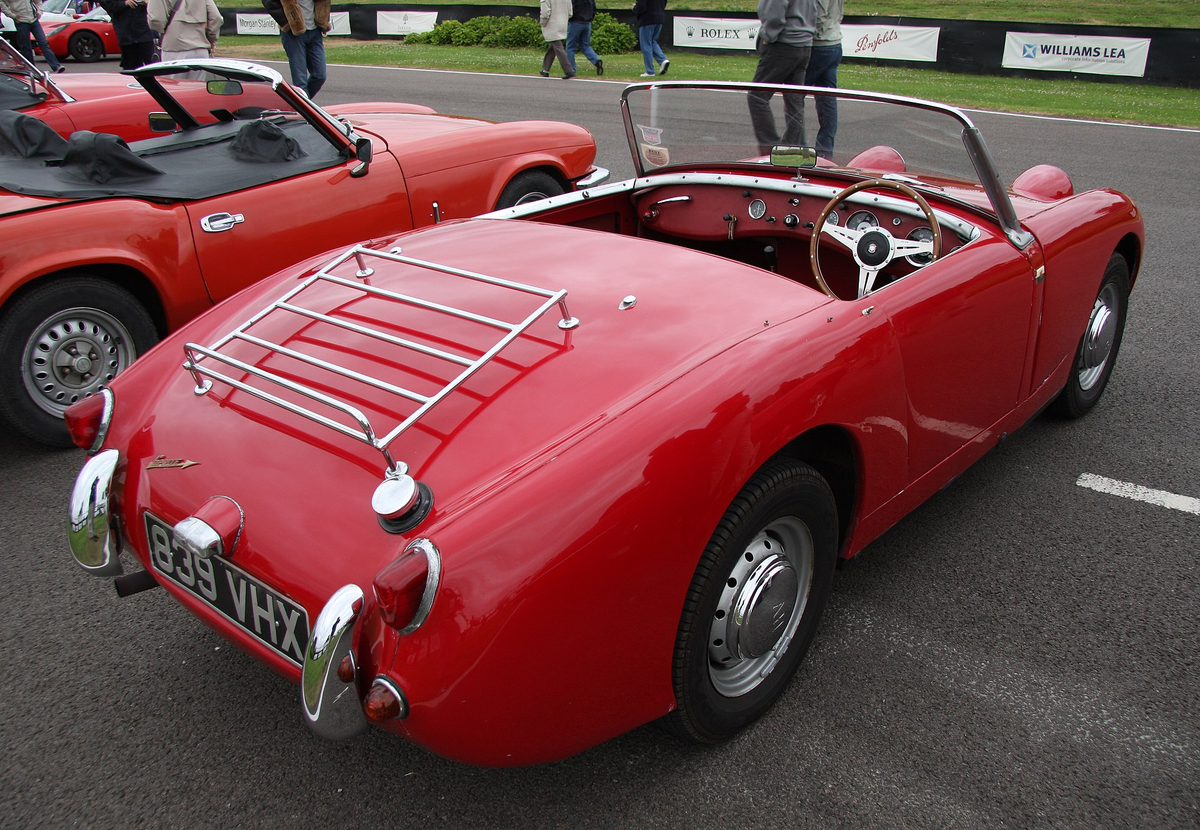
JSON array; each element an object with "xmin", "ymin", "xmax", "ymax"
[{"xmin": 200, "ymin": 212, "xmax": 245, "ymax": 233}]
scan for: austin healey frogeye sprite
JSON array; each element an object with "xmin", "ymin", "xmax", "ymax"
[{"xmin": 66, "ymin": 82, "xmax": 1142, "ymax": 766}]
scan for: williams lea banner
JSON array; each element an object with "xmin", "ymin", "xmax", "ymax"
[
  {"xmin": 1002, "ymin": 33, "xmax": 1150, "ymax": 77},
  {"xmin": 672, "ymin": 18, "xmax": 939, "ymax": 62}
]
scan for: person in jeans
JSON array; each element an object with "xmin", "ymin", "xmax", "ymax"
[
  {"xmin": 262, "ymin": 0, "xmax": 330, "ymax": 98},
  {"xmin": 1, "ymin": 0, "xmax": 66, "ymax": 73},
  {"xmin": 804, "ymin": 0, "xmax": 842, "ymax": 159},
  {"xmin": 633, "ymin": 0, "xmax": 668, "ymax": 77},
  {"xmin": 566, "ymin": 0, "xmax": 602, "ymax": 76},
  {"xmin": 748, "ymin": 0, "xmax": 817, "ymax": 154}
]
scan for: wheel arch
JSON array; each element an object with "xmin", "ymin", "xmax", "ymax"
[
  {"xmin": 2, "ymin": 265, "xmax": 168, "ymax": 339},
  {"xmin": 490, "ymin": 162, "xmax": 570, "ymax": 208},
  {"xmin": 773, "ymin": 424, "xmax": 859, "ymax": 557},
  {"xmin": 1114, "ymin": 232, "xmax": 1141, "ymax": 288}
]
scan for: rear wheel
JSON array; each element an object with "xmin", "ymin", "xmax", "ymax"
[
  {"xmin": 0, "ymin": 276, "xmax": 157, "ymax": 446},
  {"xmin": 1051, "ymin": 253, "xmax": 1130, "ymax": 419},
  {"xmin": 68, "ymin": 30, "xmax": 104, "ymax": 62},
  {"xmin": 665, "ymin": 459, "xmax": 838, "ymax": 743},
  {"xmin": 495, "ymin": 170, "xmax": 564, "ymax": 209}
]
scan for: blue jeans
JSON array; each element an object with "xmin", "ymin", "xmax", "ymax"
[
  {"xmin": 280, "ymin": 27, "xmax": 327, "ymax": 99},
  {"xmin": 15, "ymin": 21, "xmax": 63, "ymax": 72},
  {"xmin": 638, "ymin": 24, "xmax": 666, "ymax": 74},
  {"xmin": 566, "ymin": 21, "xmax": 599, "ymax": 71},
  {"xmin": 804, "ymin": 44, "xmax": 841, "ymax": 158}
]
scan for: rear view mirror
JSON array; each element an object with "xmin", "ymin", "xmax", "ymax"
[
  {"xmin": 206, "ymin": 79, "xmax": 243, "ymax": 96},
  {"xmin": 770, "ymin": 145, "xmax": 817, "ymax": 169}
]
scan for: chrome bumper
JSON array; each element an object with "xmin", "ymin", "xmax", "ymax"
[
  {"xmin": 68, "ymin": 449, "xmax": 123, "ymax": 577},
  {"xmin": 302, "ymin": 583, "xmax": 369, "ymax": 740},
  {"xmin": 575, "ymin": 166, "xmax": 610, "ymax": 188}
]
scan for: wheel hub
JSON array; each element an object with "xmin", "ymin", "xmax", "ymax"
[
  {"xmin": 1078, "ymin": 288, "xmax": 1118, "ymax": 390},
  {"xmin": 21, "ymin": 310, "xmax": 135, "ymax": 417}
]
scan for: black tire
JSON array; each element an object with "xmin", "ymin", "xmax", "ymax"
[
  {"xmin": 494, "ymin": 170, "xmax": 564, "ymax": 209},
  {"xmin": 665, "ymin": 458, "xmax": 839, "ymax": 743},
  {"xmin": 68, "ymin": 30, "xmax": 104, "ymax": 62},
  {"xmin": 0, "ymin": 276, "xmax": 158, "ymax": 447},
  {"xmin": 1050, "ymin": 253, "xmax": 1130, "ymax": 419}
]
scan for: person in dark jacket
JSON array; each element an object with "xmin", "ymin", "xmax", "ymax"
[
  {"xmin": 566, "ymin": 0, "xmax": 602, "ymax": 76},
  {"xmin": 97, "ymin": 0, "xmax": 156, "ymax": 69},
  {"xmin": 633, "ymin": 0, "xmax": 668, "ymax": 77}
]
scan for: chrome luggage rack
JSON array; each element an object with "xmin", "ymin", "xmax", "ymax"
[{"xmin": 182, "ymin": 243, "xmax": 580, "ymax": 479}]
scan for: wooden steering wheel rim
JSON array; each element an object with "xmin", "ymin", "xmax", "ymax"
[{"xmin": 809, "ymin": 178, "xmax": 943, "ymax": 300}]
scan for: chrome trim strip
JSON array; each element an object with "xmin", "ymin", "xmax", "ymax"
[
  {"xmin": 302, "ymin": 584, "xmax": 369, "ymax": 740},
  {"xmin": 575, "ymin": 166, "xmax": 611, "ymax": 188},
  {"xmin": 86, "ymin": 387, "xmax": 115, "ymax": 454},
  {"xmin": 399, "ymin": 538, "xmax": 442, "ymax": 635},
  {"xmin": 68, "ymin": 449, "xmax": 123, "ymax": 577}
]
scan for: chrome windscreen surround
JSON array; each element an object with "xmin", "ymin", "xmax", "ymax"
[
  {"xmin": 302, "ymin": 583, "xmax": 369, "ymax": 740},
  {"xmin": 68, "ymin": 449, "xmax": 123, "ymax": 577}
]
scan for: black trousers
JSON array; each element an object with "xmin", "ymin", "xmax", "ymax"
[{"xmin": 748, "ymin": 42, "xmax": 812, "ymax": 154}]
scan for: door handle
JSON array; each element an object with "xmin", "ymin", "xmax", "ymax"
[{"xmin": 200, "ymin": 212, "xmax": 245, "ymax": 233}]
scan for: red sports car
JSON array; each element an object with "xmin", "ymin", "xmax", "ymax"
[
  {"xmin": 66, "ymin": 82, "xmax": 1141, "ymax": 766},
  {"xmin": 0, "ymin": 57, "xmax": 606, "ymax": 444},
  {"xmin": 42, "ymin": 7, "xmax": 120, "ymax": 62}
]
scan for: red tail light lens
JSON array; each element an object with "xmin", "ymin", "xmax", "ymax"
[
  {"xmin": 372, "ymin": 539, "xmax": 441, "ymax": 633},
  {"xmin": 64, "ymin": 388, "xmax": 113, "ymax": 452}
]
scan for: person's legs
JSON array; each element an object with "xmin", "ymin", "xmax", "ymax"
[
  {"xmin": 650, "ymin": 24, "xmax": 666, "ymax": 69},
  {"xmin": 28, "ymin": 21, "xmax": 63, "ymax": 71},
  {"xmin": 780, "ymin": 46, "xmax": 810, "ymax": 145},
  {"xmin": 565, "ymin": 21, "xmax": 584, "ymax": 72},
  {"xmin": 303, "ymin": 29, "xmax": 327, "ymax": 98},
  {"xmin": 550, "ymin": 39, "xmax": 573, "ymax": 76},
  {"xmin": 579, "ymin": 23, "xmax": 599, "ymax": 65},
  {"xmin": 749, "ymin": 43, "xmax": 804, "ymax": 152},
  {"xmin": 280, "ymin": 29, "xmax": 310, "ymax": 91},
  {"xmin": 638, "ymin": 25, "xmax": 657, "ymax": 74},
  {"xmin": 13, "ymin": 22, "xmax": 37, "ymax": 64},
  {"xmin": 804, "ymin": 44, "xmax": 841, "ymax": 157}
]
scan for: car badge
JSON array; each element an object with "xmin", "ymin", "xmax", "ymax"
[{"xmin": 146, "ymin": 455, "xmax": 199, "ymax": 471}]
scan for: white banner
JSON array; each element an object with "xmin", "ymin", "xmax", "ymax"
[
  {"xmin": 1002, "ymin": 32, "xmax": 1150, "ymax": 77},
  {"xmin": 672, "ymin": 17, "xmax": 759, "ymax": 50},
  {"xmin": 842, "ymin": 24, "xmax": 939, "ymax": 62},
  {"xmin": 377, "ymin": 11, "xmax": 439, "ymax": 37},
  {"xmin": 235, "ymin": 12, "xmax": 351, "ymax": 36}
]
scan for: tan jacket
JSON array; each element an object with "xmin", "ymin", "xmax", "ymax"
[{"xmin": 148, "ymin": 0, "xmax": 222, "ymax": 52}]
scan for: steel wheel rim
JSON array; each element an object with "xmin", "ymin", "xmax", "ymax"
[
  {"xmin": 1077, "ymin": 282, "xmax": 1121, "ymax": 391},
  {"xmin": 708, "ymin": 516, "xmax": 814, "ymax": 697},
  {"xmin": 21, "ymin": 307, "xmax": 136, "ymax": 417},
  {"xmin": 512, "ymin": 190, "xmax": 550, "ymax": 206}
]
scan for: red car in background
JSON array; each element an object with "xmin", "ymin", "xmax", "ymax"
[
  {"xmin": 0, "ymin": 58, "xmax": 606, "ymax": 444},
  {"xmin": 64, "ymin": 82, "xmax": 1141, "ymax": 766},
  {"xmin": 41, "ymin": 7, "xmax": 120, "ymax": 62}
]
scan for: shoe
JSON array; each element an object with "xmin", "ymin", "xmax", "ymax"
[
  {"xmin": 640, "ymin": 72, "xmax": 654, "ymax": 77},
  {"xmin": 54, "ymin": 66, "xmax": 66, "ymax": 74},
  {"xmin": 539, "ymin": 69, "xmax": 549, "ymax": 77},
  {"xmin": 659, "ymin": 59, "xmax": 669, "ymax": 76},
  {"xmin": 595, "ymin": 59, "xmax": 604, "ymax": 76},
  {"xmin": 562, "ymin": 74, "xmax": 576, "ymax": 79}
]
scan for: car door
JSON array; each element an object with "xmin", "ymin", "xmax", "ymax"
[
  {"xmin": 870, "ymin": 234, "xmax": 1037, "ymax": 481},
  {"xmin": 184, "ymin": 151, "xmax": 413, "ymax": 305}
]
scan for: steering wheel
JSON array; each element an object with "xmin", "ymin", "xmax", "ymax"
[{"xmin": 809, "ymin": 178, "xmax": 943, "ymax": 300}]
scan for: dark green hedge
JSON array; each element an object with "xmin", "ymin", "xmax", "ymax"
[{"xmin": 406, "ymin": 13, "xmax": 637, "ymax": 53}]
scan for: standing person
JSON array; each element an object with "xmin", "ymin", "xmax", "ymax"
[
  {"xmin": 262, "ymin": 0, "xmax": 330, "ymax": 98},
  {"xmin": 748, "ymin": 0, "xmax": 817, "ymax": 154},
  {"xmin": 566, "ymin": 0, "xmax": 602, "ymax": 76},
  {"xmin": 633, "ymin": 0, "xmax": 668, "ymax": 77},
  {"xmin": 98, "ymin": 0, "xmax": 157, "ymax": 70},
  {"xmin": 804, "ymin": 0, "xmax": 842, "ymax": 158},
  {"xmin": 147, "ymin": 0, "xmax": 220, "ymax": 64},
  {"xmin": 1, "ymin": 0, "xmax": 66, "ymax": 73},
  {"xmin": 538, "ymin": 0, "xmax": 573, "ymax": 80}
]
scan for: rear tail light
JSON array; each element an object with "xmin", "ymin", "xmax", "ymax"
[
  {"xmin": 372, "ymin": 538, "xmax": 441, "ymax": 633},
  {"xmin": 364, "ymin": 677, "xmax": 408, "ymax": 722},
  {"xmin": 64, "ymin": 388, "xmax": 113, "ymax": 453}
]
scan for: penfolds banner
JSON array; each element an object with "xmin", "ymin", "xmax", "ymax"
[
  {"xmin": 1002, "ymin": 32, "xmax": 1151, "ymax": 77},
  {"xmin": 842, "ymin": 24, "xmax": 939, "ymax": 62}
]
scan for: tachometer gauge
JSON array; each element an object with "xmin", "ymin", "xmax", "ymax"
[
  {"xmin": 847, "ymin": 210, "xmax": 878, "ymax": 231},
  {"xmin": 905, "ymin": 226, "xmax": 936, "ymax": 266},
  {"xmin": 826, "ymin": 210, "xmax": 839, "ymax": 226}
]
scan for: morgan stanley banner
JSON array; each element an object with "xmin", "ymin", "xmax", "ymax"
[
  {"xmin": 672, "ymin": 17, "xmax": 939, "ymax": 63},
  {"xmin": 1002, "ymin": 32, "xmax": 1151, "ymax": 77},
  {"xmin": 378, "ymin": 11, "xmax": 439, "ymax": 36},
  {"xmin": 235, "ymin": 12, "xmax": 352, "ymax": 36}
]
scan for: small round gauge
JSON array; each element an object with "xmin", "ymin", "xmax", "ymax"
[
  {"xmin": 847, "ymin": 210, "xmax": 878, "ymax": 231},
  {"xmin": 748, "ymin": 198, "xmax": 767, "ymax": 220},
  {"xmin": 826, "ymin": 210, "xmax": 840, "ymax": 226},
  {"xmin": 905, "ymin": 226, "xmax": 936, "ymax": 267}
]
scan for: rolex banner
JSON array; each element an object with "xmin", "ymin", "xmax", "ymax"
[
  {"xmin": 672, "ymin": 17, "xmax": 760, "ymax": 50},
  {"xmin": 1002, "ymin": 32, "xmax": 1151, "ymax": 77}
]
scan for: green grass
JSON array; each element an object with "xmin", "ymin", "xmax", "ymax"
[
  {"xmin": 217, "ymin": 36, "xmax": 1200, "ymax": 129},
  {"xmin": 214, "ymin": 1, "xmax": 1199, "ymax": 28}
]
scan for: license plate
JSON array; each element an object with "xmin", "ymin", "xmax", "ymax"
[{"xmin": 145, "ymin": 513, "xmax": 310, "ymax": 665}]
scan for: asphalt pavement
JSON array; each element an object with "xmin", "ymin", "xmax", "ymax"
[{"xmin": 1, "ymin": 59, "xmax": 1197, "ymax": 829}]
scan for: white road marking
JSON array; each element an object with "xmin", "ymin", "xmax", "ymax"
[{"xmin": 1076, "ymin": 473, "xmax": 1200, "ymax": 515}]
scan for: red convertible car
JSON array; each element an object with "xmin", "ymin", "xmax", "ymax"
[
  {"xmin": 42, "ymin": 7, "xmax": 120, "ymax": 63},
  {"xmin": 66, "ymin": 82, "xmax": 1142, "ymax": 766},
  {"xmin": 0, "ymin": 57, "xmax": 605, "ymax": 444}
]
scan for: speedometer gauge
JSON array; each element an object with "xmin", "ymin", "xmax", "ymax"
[
  {"xmin": 905, "ymin": 226, "xmax": 936, "ymax": 266},
  {"xmin": 847, "ymin": 211, "xmax": 878, "ymax": 231}
]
